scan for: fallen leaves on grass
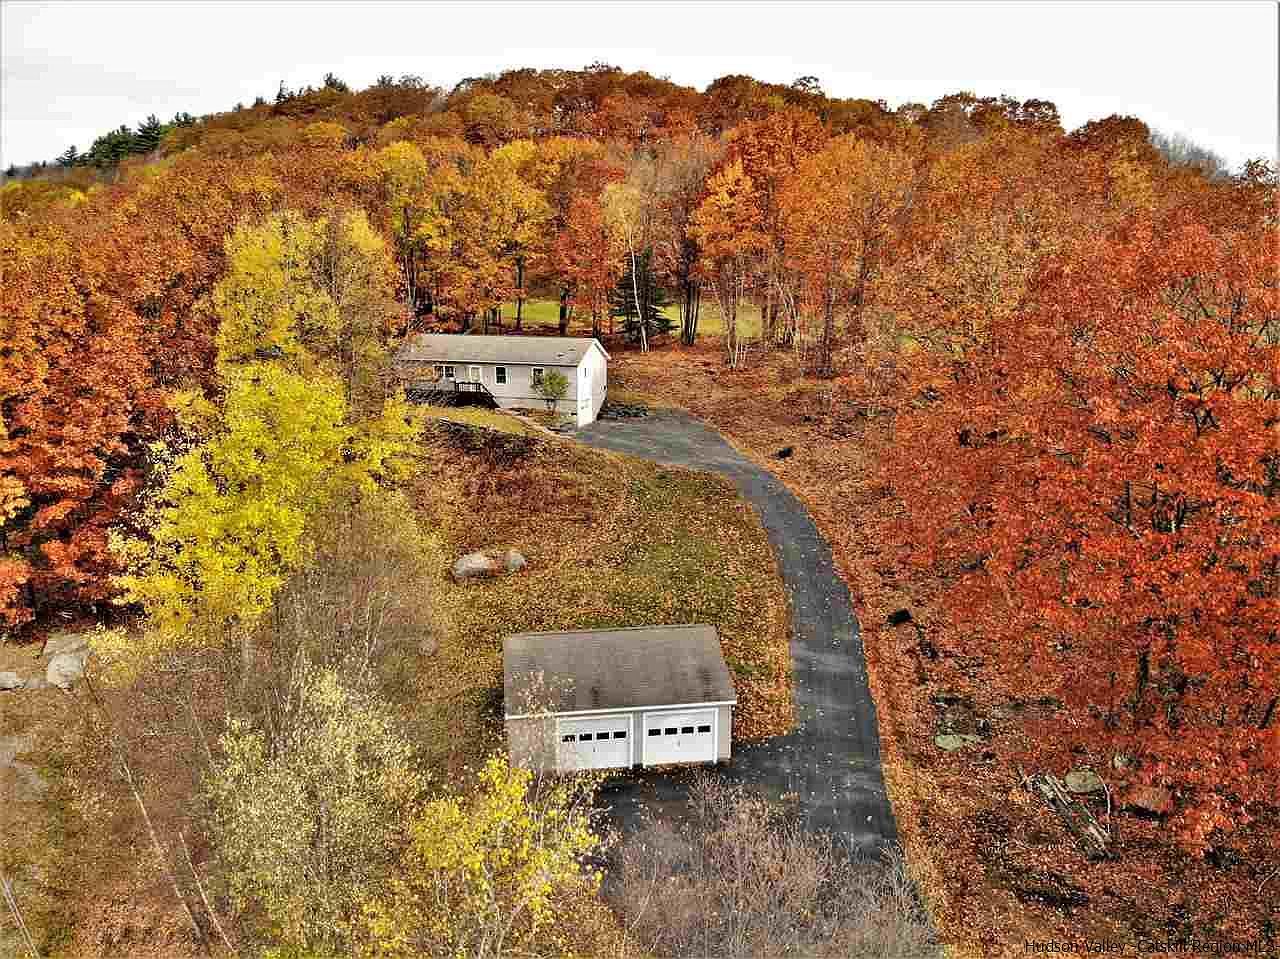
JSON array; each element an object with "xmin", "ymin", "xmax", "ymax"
[{"xmin": 406, "ymin": 420, "xmax": 791, "ymax": 774}]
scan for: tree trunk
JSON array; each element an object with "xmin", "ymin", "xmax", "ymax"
[
  {"xmin": 629, "ymin": 244, "xmax": 647, "ymax": 353},
  {"xmin": 401, "ymin": 206, "xmax": 417, "ymax": 309},
  {"xmin": 515, "ymin": 258, "xmax": 525, "ymax": 331},
  {"xmin": 681, "ymin": 279, "xmax": 701, "ymax": 346},
  {"xmin": 558, "ymin": 287, "xmax": 570, "ymax": 335},
  {"xmin": 819, "ymin": 293, "xmax": 835, "ymax": 378},
  {"xmin": 762, "ymin": 285, "xmax": 775, "ymax": 348}
]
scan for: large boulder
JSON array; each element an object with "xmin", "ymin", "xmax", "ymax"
[
  {"xmin": 501, "ymin": 548, "xmax": 527, "ymax": 573},
  {"xmin": 44, "ymin": 631, "xmax": 90, "ymax": 658},
  {"xmin": 1065, "ymin": 768, "xmax": 1105, "ymax": 794},
  {"xmin": 0, "ymin": 671, "xmax": 23, "ymax": 691},
  {"xmin": 47, "ymin": 650, "xmax": 90, "ymax": 690},
  {"xmin": 452, "ymin": 552, "xmax": 500, "ymax": 583}
]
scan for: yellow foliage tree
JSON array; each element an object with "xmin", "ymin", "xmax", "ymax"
[
  {"xmin": 113, "ymin": 362, "xmax": 351, "ymax": 658},
  {"xmin": 301, "ymin": 120, "xmax": 350, "ymax": 149},
  {"xmin": 206, "ymin": 665, "xmax": 426, "ymax": 954},
  {"xmin": 213, "ymin": 212, "xmax": 337, "ymax": 369},
  {"xmin": 363, "ymin": 756, "xmax": 604, "ymax": 959},
  {"xmin": 113, "ymin": 207, "xmax": 420, "ymax": 671}
]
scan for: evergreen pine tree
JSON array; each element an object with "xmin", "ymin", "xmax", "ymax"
[
  {"xmin": 323, "ymin": 72, "xmax": 350, "ymax": 93},
  {"xmin": 58, "ymin": 145, "xmax": 80, "ymax": 167},
  {"xmin": 609, "ymin": 249, "xmax": 673, "ymax": 344},
  {"xmin": 135, "ymin": 114, "xmax": 166, "ymax": 152}
]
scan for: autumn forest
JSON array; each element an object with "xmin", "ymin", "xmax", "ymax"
[{"xmin": 1, "ymin": 63, "xmax": 1277, "ymax": 957}]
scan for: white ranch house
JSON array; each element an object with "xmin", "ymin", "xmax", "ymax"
[
  {"xmin": 504, "ymin": 625, "xmax": 737, "ymax": 774},
  {"xmin": 397, "ymin": 333, "xmax": 609, "ymax": 427}
]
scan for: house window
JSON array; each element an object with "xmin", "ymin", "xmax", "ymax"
[
  {"xmin": 531, "ymin": 367, "xmax": 544, "ymax": 387},
  {"xmin": 495, "ymin": 366, "xmax": 507, "ymax": 385},
  {"xmin": 434, "ymin": 365, "xmax": 455, "ymax": 381}
]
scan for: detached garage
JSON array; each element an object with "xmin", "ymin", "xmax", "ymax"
[{"xmin": 503, "ymin": 625, "xmax": 736, "ymax": 773}]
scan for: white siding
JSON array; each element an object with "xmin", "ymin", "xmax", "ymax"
[
  {"xmin": 578, "ymin": 344, "xmax": 608, "ymax": 426},
  {"xmin": 403, "ymin": 341, "xmax": 608, "ymax": 426}
]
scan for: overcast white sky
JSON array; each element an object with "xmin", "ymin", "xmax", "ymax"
[{"xmin": 2, "ymin": 1, "xmax": 1276, "ymax": 171}]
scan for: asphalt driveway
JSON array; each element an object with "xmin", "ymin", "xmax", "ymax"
[{"xmin": 577, "ymin": 410, "xmax": 898, "ymax": 852}]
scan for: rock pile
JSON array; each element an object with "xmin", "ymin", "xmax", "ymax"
[
  {"xmin": 451, "ymin": 548, "xmax": 528, "ymax": 583},
  {"xmin": 0, "ymin": 629, "xmax": 94, "ymax": 695}
]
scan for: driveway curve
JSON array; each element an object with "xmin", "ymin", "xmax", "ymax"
[{"xmin": 577, "ymin": 409, "xmax": 898, "ymax": 852}]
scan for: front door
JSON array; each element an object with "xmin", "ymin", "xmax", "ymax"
[{"xmin": 468, "ymin": 365, "xmax": 482, "ymax": 384}]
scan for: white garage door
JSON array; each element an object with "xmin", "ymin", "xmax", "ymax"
[
  {"xmin": 557, "ymin": 715, "xmax": 632, "ymax": 771},
  {"xmin": 642, "ymin": 710, "xmax": 716, "ymax": 766}
]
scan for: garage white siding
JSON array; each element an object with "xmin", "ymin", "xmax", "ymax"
[
  {"xmin": 577, "ymin": 343, "xmax": 608, "ymax": 427},
  {"xmin": 504, "ymin": 625, "xmax": 737, "ymax": 775}
]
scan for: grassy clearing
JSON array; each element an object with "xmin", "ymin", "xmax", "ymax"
[
  {"xmin": 406, "ymin": 420, "xmax": 791, "ymax": 775},
  {"xmin": 420, "ymin": 405, "xmax": 543, "ymax": 435},
  {"xmin": 500, "ymin": 298, "xmax": 763, "ymax": 341}
]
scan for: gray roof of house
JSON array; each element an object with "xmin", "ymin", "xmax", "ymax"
[
  {"xmin": 397, "ymin": 333, "xmax": 607, "ymax": 368},
  {"xmin": 503, "ymin": 625, "xmax": 736, "ymax": 717}
]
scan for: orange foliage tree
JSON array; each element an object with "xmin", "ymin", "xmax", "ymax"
[
  {"xmin": 887, "ymin": 177, "xmax": 1279, "ymax": 845},
  {"xmin": 690, "ymin": 161, "xmax": 766, "ymax": 369},
  {"xmin": 552, "ymin": 196, "xmax": 620, "ymax": 336},
  {"xmin": 779, "ymin": 136, "xmax": 915, "ymax": 376},
  {"xmin": 722, "ymin": 107, "xmax": 828, "ymax": 346}
]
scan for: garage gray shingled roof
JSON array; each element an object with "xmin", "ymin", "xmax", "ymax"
[
  {"xmin": 503, "ymin": 625, "xmax": 736, "ymax": 717},
  {"xmin": 397, "ymin": 333, "xmax": 608, "ymax": 368}
]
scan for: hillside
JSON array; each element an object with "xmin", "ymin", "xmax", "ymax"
[{"xmin": 1, "ymin": 63, "xmax": 1275, "ymax": 958}]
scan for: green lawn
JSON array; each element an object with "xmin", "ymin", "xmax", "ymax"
[
  {"xmin": 406, "ymin": 421, "xmax": 790, "ymax": 774},
  {"xmin": 500, "ymin": 298, "xmax": 763, "ymax": 341},
  {"xmin": 421, "ymin": 405, "xmax": 543, "ymax": 435}
]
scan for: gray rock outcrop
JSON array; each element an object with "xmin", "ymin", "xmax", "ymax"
[
  {"xmin": 43, "ymin": 630, "xmax": 90, "ymax": 658},
  {"xmin": 452, "ymin": 552, "xmax": 500, "ymax": 582},
  {"xmin": 1064, "ymin": 768, "xmax": 1105, "ymax": 794},
  {"xmin": 47, "ymin": 650, "xmax": 90, "ymax": 689}
]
